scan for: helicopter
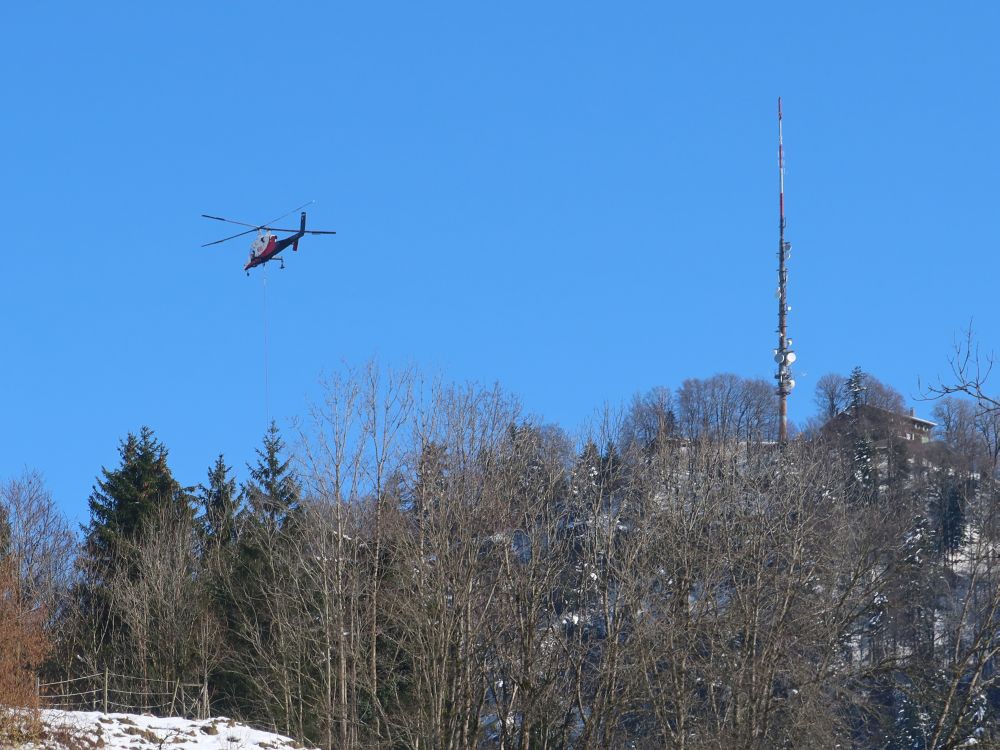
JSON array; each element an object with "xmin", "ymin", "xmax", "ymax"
[{"xmin": 202, "ymin": 205, "xmax": 336, "ymax": 274}]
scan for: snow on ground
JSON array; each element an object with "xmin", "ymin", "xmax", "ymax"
[{"xmin": 20, "ymin": 710, "xmax": 317, "ymax": 750}]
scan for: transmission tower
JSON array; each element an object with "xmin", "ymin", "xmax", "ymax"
[{"xmin": 774, "ymin": 97, "xmax": 796, "ymax": 442}]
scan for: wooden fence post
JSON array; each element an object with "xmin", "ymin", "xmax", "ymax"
[{"xmin": 103, "ymin": 668, "xmax": 109, "ymax": 714}]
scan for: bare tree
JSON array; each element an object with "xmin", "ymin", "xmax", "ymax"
[
  {"xmin": 485, "ymin": 423, "xmax": 582, "ymax": 749},
  {"xmin": 0, "ymin": 557, "xmax": 49, "ymax": 742},
  {"xmin": 814, "ymin": 372, "xmax": 849, "ymax": 421},
  {"xmin": 379, "ymin": 381, "xmax": 520, "ymax": 749},
  {"xmin": 626, "ymin": 438, "xmax": 901, "ymax": 749},
  {"xmin": 864, "ymin": 376, "xmax": 907, "ymax": 414},
  {"xmin": 925, "ymin": 328, "xmax": 1000, "ymax": 414},
  {"xmin": 620, "ymin": 386, "xmax": 676, "ymax": 451},
  {"xmin": 676, "ymin": 374, "xmax": 778, "ymax": 444},
  {"xmin": 931, "ymin": 397, "xmax": 987, "ymax": 473},
  {"xmin": 0, "ymin": 470, "xmax": 76, "ymax": 630},
  {"xmin": 924, "ymin": 328, "xmax": 1000, "ymax": 481},
  {"xmin": 106, "ymin": 501, "xmax": 220, "ymax": 712},
  {"xmin": 299, "ymin": 361, "xmax": 417, "ymax": 748},
  {"xmin": 895, "ymin": 504, "xmax": 1000, "ymax": 749}
]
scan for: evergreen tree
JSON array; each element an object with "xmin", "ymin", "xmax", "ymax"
[
  {"xmin": 845, "ymin": 368, "xmax": 877, "ymax": 502},
  {"xmin": 569, "ymin": 440, "xmax": 602, "ymax": 519},
  {"xmin": 85, "ymin": 426, "xmax": 186, "ymax": 577},
  {"xmin": 241, "ymin": 421, "xmax": 300, "ymax": 528},
  {"xmin": 847, "ymin": 366, "xmax": 867, "ymax": 413},
  {"xmin": 601, "ymin": 441, "xmax": 623, "ymax": 496},
  {"xmin": 928, "ymin": 472, "xmax": 969, "ymax": 556},
  {"xmin": 198, "ymin": 454, "xmax": 239, "ymax": 547},
  {"xmin": 71, "ymin": 427, "xmax": 194, "ymax": 684},
  {"xmin": 195, "ymin": 455, "xmax": 244, "ymax": 723},
  {"xmin": 852, "ymin": 434, "xmax": 876, "ymax": 497},
  {"xmin": 218, "ymin": 424, "xmax": 302, "ymax": 724}
]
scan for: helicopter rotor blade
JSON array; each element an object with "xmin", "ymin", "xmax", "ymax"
[
  {"xmin": 201, "ymin": 214, "xmax": 263, "ymax": 229},
  {"xmin": 202, "ymin": 227, "xmax": 260, "ymax": 247},
  {"xmin": 261, "ymin": 226, "xmax": 338, "ymax": 235},
  {"xmin": 263, "ymin": 201, "xmax": 314, "ymax": 227},
  {"xmin": 201, "ymin": 200, "xmax": 314, "ymax": 230},
  {"xmin": 201, "ymin": 202, "xmax": 327, "ymax": 246}
]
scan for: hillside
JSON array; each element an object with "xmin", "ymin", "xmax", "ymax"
[{"xmin": 19, "ymin": 711, "xmax": 315, "ymax": 750}]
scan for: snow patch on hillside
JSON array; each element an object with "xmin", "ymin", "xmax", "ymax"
[{"xmin": 22, "ymin": 710, "xmax": 317, "ymax": 750}]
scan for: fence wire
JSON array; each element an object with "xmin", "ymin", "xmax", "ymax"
[{"xmin": 38, "ymin": 670, "xmax": 208, "ymax": 720}]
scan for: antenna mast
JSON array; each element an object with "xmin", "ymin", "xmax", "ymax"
[{"xmin": 774, "ymin": 97, "xmax": 795, "ymax": 442}]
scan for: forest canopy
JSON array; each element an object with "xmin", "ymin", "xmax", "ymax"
[{"xmin": 6, "ymin": 356, "xmax": 1000, "ymax": 750}]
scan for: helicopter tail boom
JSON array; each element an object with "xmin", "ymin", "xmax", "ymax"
[{"xmin": 293, "ymin": 211, "xmax": 306, "ymax": 251}]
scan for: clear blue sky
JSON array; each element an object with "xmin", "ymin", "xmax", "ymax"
[{"xmin": 2, "ymin": 2, "xmax": 997, "ymax": 524}]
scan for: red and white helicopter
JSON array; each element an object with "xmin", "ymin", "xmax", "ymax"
[{"xmin": 202, "ymin": 204, "xmax": 336, "ymax": 274}]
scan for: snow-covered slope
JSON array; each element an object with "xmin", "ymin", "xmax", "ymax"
[{"xmin": 22, "ymin": 710, "xmax": 317, "ymax": 750}]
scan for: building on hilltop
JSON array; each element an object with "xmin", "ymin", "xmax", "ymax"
[{"xmin": 825, "ymin": 403, "xmax": 936, "ymax": 445}]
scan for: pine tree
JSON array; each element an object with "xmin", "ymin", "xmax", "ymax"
[
  {"xmin": 601, "ymin": 441, "xmax": 623, "ymax": 496},
  {"xmin": 241, "ymin": 421, "xmax": 300, "ymax": 528},
  {"xmin": 928, "ymin": 472, "xmax": 968, "ymax": 556},
  {"xmin": 219, "ymin": 423, "xmax": 302, "ymax": 724},
  {"xmin": 198, "ymin": 454, "xmax": 239, "ymax": 547},
  {"xmin": 567, "ymin": 440, "xmax": 602, "ymax": 526},
  {"xmin": 846, "ymin": 366, "xmax": 867, "ymax": 413},
  {"xmin": 85, "ymin": 426, "xmax": 186, "ymax": 577},
  {"xmin": 196, "ymin": 455, "xmax": 243, "ymax": 723},
  {"xmin": 845, "ymin": 368, "xmax": 877, "ymax": 502},
  {"xmin": 73, "ymin": 427, "xmax": 194, "ymax": 685}
]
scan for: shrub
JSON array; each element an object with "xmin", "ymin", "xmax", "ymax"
[{"xmin": 0, "ymin": 558, "xmax": 49, "ymax": 743}]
